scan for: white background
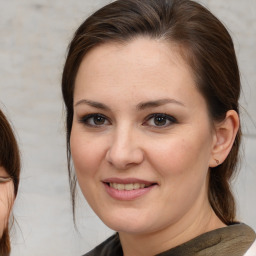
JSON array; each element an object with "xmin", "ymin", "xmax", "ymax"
[{"xmin": 0, "ymin": 0, "xmax": 255, "ymax": 255}]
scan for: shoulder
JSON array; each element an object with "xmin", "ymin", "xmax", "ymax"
[
  {"xmin": 214, "ymin": 223, "xmax": 256, "ymax": 256},
  {"xmin": 194, "ymin": 223, "xmax": 256, "ymax": 256},
  {"xmin": 82, "ymin": 233, "xmax": 122, "ymax": 256},
  {"xmin": 157, "ymin": 223, "xmax": 256, "ymax": 256}
]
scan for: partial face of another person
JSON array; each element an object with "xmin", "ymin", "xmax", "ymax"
[
  {"xmin": 0, "ymin": 166, "xmax": 14, "ymax": 237},
  {"xmin": 70, "ymin": 38, "xmax": 218, "ymax": 235}
]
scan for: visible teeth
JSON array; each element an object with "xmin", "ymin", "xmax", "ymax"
[
  {"xmin": 109, "ymin": 183, "xmax": 147, "ymax": 190},
  {"xmin": 124, "ymin": 184, "xmax": 134, "ymax": 190},
  {"xmin": 133, "ymin": 183, "xmax": 140, "ymax": 189},
  {"xmin": 117, "ymin": 184, "xmax": 124, "ymax": 190}
]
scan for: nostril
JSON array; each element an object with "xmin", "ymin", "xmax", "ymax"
[{"xmin": 106, "ymin": 143, "xmax": 144, "ymax": 170}]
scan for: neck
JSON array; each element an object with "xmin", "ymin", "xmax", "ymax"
[{"xmin": 119, "ymin": 203, "xmax": 226, "ymax": 256}]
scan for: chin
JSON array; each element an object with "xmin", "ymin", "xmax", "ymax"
[
  {"xmin": 99, "ymin": 211, "xmax": 155, "ymax": 235},
  {"xmin": 108, "ymin": 222, "xmax": 150, "ymax": 235}
]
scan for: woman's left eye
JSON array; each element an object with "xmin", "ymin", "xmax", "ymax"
[{"xmin": 143, "ymin": 113, "xmax": 177, "ymax": 127}]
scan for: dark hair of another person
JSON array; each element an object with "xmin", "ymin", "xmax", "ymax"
[
  {"xmin": 0, "ymin": 109, "xmax": 20, "ymax": 256},
  {"xmin": 62, "ymin": 0, "xmax": 241, "ymax": 225}
]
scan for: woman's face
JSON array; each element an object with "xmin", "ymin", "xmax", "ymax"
[
  {"xmin": 0, "ymin": 166, "xmax": 14, "ymax": 237},
  {"xmin": 71, "ymin": 38, "xmax": 217, "ymax": 235}
]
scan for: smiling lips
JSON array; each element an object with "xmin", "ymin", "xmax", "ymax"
[
  {"xmin": 109, "ymin": 183, "xmax": 147, "ymax": 190},
  {"xmin": 103, "ymin": 178, "xmax": 157, "ymax": 200}
]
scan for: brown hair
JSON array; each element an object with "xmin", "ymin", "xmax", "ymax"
[
  {"xmin": 0, "ymin": 109, "xmax": 20, "ymax": 256},
  {"xmin": 62, "ymin": 0, "xmax": 240, "ymax": 225}
]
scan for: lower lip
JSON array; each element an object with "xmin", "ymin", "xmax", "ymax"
[{"xmin": 103, "ymin": 183, "xmax": 156, "ymax": 201}]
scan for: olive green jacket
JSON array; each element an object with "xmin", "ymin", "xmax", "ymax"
[{"xmin": 84, "ymin": 223, "xmax": 256, "ymax": 256}]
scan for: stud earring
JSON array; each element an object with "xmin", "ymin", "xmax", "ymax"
[{"xmin": 215, "ymin": 159, "xmax": 219, "ymax": 165}]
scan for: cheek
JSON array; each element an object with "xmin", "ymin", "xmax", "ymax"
[
  {"xmin": 149, "ymin": 139, "xmax": 195, "ymax": 172},
  {"xmin": 70, "ymin": 128, "xmax": 106, "ymax": 179},
  {"xmin": 147, "ymin": 135, "xmax": 212, "ymax": 218},
  {"xmin": 148, "ymin": 129, "xmax": 213, "ymax": 179}
]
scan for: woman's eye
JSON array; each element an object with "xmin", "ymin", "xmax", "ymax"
[
  {"xmin": 143, "ymin": 113, "xmax": 176, "ymax": 127},
  {"xmin": 79, "ymin": 114, "xmax": 110, "ymax": 127}
]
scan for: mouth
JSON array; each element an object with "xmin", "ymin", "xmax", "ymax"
[
  {"xmin": 107, "ymin": 182, "xmax": 154, "ymax": 190},
  {"xmin": 102, "ymin": 178, "xmax": 157, "ymax": 200}
]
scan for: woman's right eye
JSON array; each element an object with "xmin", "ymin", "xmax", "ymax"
[{"xmin": 79, "ymin": 114, "xmax": 110, "ymax": 127}]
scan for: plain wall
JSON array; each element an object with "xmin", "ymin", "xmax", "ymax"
[{"xmin": 0, "ymin": 0, "xmax": 255, "ymax": 255}]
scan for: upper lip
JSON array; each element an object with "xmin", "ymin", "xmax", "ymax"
[{"xmin": 102, "ymin": 177, "xmax": 157, "ymax": 186}]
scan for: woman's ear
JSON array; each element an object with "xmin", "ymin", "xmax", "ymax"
[{"xmin": 210, "ymin": 110, "xmax": 240, "ymax": 167}]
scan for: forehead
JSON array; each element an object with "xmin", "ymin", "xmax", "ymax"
[
  {"xmin": 77, "ymin": 37, "xmax": 191, "ymax": 76},
  {"xmin": 74, "ymin": 37, "xmax": 205, "ymax": 109}
]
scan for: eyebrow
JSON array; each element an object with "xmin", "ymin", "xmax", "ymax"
[
  {"xmin": 74, "ymin": 99, "xmax": 111, "ymax": 110},
  {"xmin": 74, "ymin": 98, "xmax": 185, "ymax": 111},
  {"xmin": 137, "ymin": 98, "xmax": 185, "ymax": 110}
]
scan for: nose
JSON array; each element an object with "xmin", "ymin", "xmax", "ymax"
[{"xmin": 106, "ymin": 127, "xmax": 144, "ymax": 170}]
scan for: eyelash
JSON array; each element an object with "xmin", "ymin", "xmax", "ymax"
[
  {"xmin": 143, "ymin": 113, "xmax": 177, "ymax": 128},
  {"xmin": 79, "ymin": 113, "xmax": 110, "ymax": 127},
  {"xmin": 78, "ymin": 113, "xmax": 177, "ymax": 128}
]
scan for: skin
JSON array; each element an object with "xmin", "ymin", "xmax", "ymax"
[
  {"xmin": 0, "ymin": 166, "xmax": 14, "ymax": 237},
  {"xmin": 70, "ymin": 38, "xmax": 234, "ymax": 256}
]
